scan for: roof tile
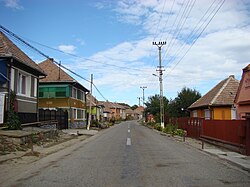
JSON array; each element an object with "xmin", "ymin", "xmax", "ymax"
[
  {"xmin": 0, "ymin": 31, "xmax": 46, "ymax": 75},
  {"xmin": 38, "ymin": 59, "xmax": 74, "ymax": 82},
  {"xmin": 189, "ymin": 75, "xmax": 239, "ymax": 109}
]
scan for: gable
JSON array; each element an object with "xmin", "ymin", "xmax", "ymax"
[
  {"xmin": 0, "ymin": 31, "xmax": 46, "ymax": 76},
  {"xmin": 235, "ymin": 64, "xmax": 250, "ymax": 104}
]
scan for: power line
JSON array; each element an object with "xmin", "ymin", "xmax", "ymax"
[
  {"xmin": 163, "ymin": 0, "xmax": 196, "ymax": 59},
  {"xmin": 20, "ymin": 35, "xmax": 142, "ymax": 72},
  {"xmin": 164, "ymin": 0, "xmax": 225, "ymax": 78},
  {"xmin": 1, "ymin": 25, "xmax": 113, "ymax": 104},
  {"xmin": 164, "ymin": 0, "xmax": 218, "ymax": 67}
]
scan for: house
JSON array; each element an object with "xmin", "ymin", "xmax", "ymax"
[
  {"xmin": 38, "ymin": 59, "xmax": 89, "ymax": 128},
  {"xmin": 98, "ymin": 101, "xmax": 112, "ymax": 121},
  {"xmin": 97, "ymin": 101, "xmax": 126, "ymax": 121},
  {"xmin": 110, "ymin": 102, "xmax": 126, "ymax": 120},
  {"xmin": 134, "ymin": 106, "xmax": 144, "ymax": 119},
  {"xmin": 234, "ymin": 64, "xmax": 250, "ymax": 119},
  {"xmin": 125, "ymin": 108, "xmax": 139, "ymax": 120},
  {"xmin": 0, "ymin": 31, "xmax": 46, "ymax": 124},
  {"xmin": 86, "ymin": 94, "xmax": 104, "ymax": 123},
  {"xmin": 188, "ymin": 75, "xmax": 239, "ymax": 120}
]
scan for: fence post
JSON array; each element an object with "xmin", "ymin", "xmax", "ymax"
[{"xmin": 245, "ymin": 117, "xmax": 250, "ymax": 156}]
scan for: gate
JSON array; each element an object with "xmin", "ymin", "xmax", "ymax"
[{"xmin": 39, "ymin": 109, "xmax": 68, "ymax": 129}]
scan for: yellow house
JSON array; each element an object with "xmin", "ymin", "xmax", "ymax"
[{"xmin": 188, "ymin": 75, "xmax": 239, "ymax": 120}]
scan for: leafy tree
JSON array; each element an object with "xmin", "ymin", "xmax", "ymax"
[
  {"xmin": 118, "ymin": 103, "xmax": 130, "ymax": 108},
  {"xmin": 168, "ymin": 87, "xmax": 201, "ymax": 117},
  {"xmin": 144, "ymin": 94, "xmax": 169, "ymax": 123},
  {"xmin": 131, "ymin": 104, "xmax": 138, "ymax": 110}
]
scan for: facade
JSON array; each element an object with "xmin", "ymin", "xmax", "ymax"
[
  {"xmin": 98, "ymin": 101, "xmax": 112, "ymax": 121},
  {"xmin": 234, "ymin": 64, "xmax": 250, "ymax": 119},
  {"xmin": 0, "ymin": 31, "xmax": 46, "ymax": 124},
  {"xmin": 38, "ymin": 59, "xmax": 89, "ymax": 128},
  {"xmin": 86, "ymin": 94, "xmax": 104, "ymax": 123},
  {"xmin": 188, "ymin": 75, "xmax": 239, "ymax": 120},
  {"xmin": 98, "ymin": 101, "xmax": 126, "ymax": 121}
]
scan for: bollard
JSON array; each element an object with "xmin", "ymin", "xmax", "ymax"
[
  {"xmin": 183, "ymin": 130, "xmax": 187, "ymax": 142},
  {"xmin": 29, "ymin": 135, "xmax": 34, "ymax": 154},
  {"xmin": 202, "ymin": 140, "xmax": 204, "ymax": 149}
]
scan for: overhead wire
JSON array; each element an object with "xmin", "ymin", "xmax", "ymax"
[
  {"xmin": 21, "ymin": 35, "xmax": 142, "ymax": 72},
  {"xmin": 163, "ymin": 0, "xmax": 196, "ymax": 62},
  {"xmin": 163, "ymin": 0, "xmax": 218, "ymax": 67},
  {"xmin": 0, "ymin": 25, "xmax": 111, "ymax": 101},
  {"xmin": 163, "ymin": 0, "xmax": 226, "ymax": 79}
]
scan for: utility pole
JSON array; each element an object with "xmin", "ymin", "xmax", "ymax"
[
  {"xmin": 140, "ymin": 86, "xmax": 147, "ymax": 122},
  {"xmin": 137, "ymin": 97, "xmax": 141, "ymax": 106},
  {"xmin": 153, "ymin": 41, "xmax": 166, "ymax": 128},
  {"xmin": 87, "ymin": 74, "xmax": 93, "ymax": 130},
  {"xmin": 140, "ymin": 86, "xmax": 147, "ymax": 107}
]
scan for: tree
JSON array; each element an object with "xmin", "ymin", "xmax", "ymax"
[
  {"xmin": 144, "ymin": 94, "xmax": 169, "ymax": 123},
  {"xmin": 131, "ymin": 105, "xmax": 138, "ymax": 110},
  {"xmin": 168, "ymin": 87, "xmax": 201, "ymax": 118}
]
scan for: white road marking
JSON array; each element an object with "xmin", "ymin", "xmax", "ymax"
[
  {"xmin": 128, "ymin": 129, "xmax": 130, "ymax": 133},
  {"xmin": 126, "ymin": 138, "xmax": 131, "ymax": 146},
  {"xmin": 128, "ymin": 124, "xmax": 130, "ymax": 129}
]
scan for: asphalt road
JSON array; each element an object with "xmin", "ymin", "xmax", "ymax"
[{"xmin": 6, "ymin": 121, "xmax": 250, "ymax": 187}]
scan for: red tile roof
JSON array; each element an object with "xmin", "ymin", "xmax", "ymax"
[
  {"xmin": 0, "ymin": 31, "xmax": 46, "ymax": 76},
  {"xmin": 189, "ymin": 75, "xmax": 239, "ymax": 109},
  {"xmin": 38, "ymin": 59, "xmax": 75, "ymax": 82}
]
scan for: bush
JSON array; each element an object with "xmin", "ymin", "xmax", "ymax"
[
  {"xmin": 146, "ymin": 121, "xmax": 155, "ymax": 127},
  {"xmin": 163, "ymin": 123, "xmax": 185, "ymax": 136},
  {"xmin": 5, "ymin": 91, "xmax": 21, "ymax": 130},
  {"xmin": 153, "ymin": 123, "xmax": 162, "ymax": 131}
]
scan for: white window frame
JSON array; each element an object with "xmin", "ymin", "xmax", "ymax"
[
  {"xmin": 231, "ymin": 107, "xmax": 237, "ymax": 120},
  {"xmin": 193, "ymin": 110, "xmax": 197, "ymax": 117},
  {"xmin": 205, "ymin": 109, "xmax": 210, "ymax": 120}
]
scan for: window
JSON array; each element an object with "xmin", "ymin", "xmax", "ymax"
[
  {"xmin": 39, "ymin": 87, "xmax": 66, "ymax": 98},
  {"xmin": 77, "ymin": 90, "xmax": 83, "ymax": 100},
  {"xmin": 73, "ymin": 109, "xmax": 77, "ymax": 119},
  {"xmin": 231, "ymin": 108, "xmax": 236, "ymax": 120},
  {"xmin": 18, "ymin": 73, "xmax": 26, "ymax": 95},
  {"xmin": 205, "ymin": 109, "xmax": 210, "ymax": 120},
  {"xmin": 55, "ymin": 87, "xmax": 66, "ymax": 97},
  {"xmin": 77, "ymin": 109, "xmax": 84, "ymax": 119},
  {"xmin": 193, "ymin": 110, "xmax": 197, "ymax": 117},
  {"xmin": 31, "ymin": 76, "xmax": 34, "ymax": 97},
  {"xmin": 72, "ymin": 88, "xmax": 77, "ymax": 98}
]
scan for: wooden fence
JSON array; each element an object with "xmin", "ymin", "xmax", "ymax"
[{"xmin": 170, "ymin": 117, "xmax": 250, "ymax": 155}]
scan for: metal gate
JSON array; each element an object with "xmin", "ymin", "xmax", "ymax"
[{"xmin": 39, "ymin": 109, "xmax": 68, "ymax": 129}]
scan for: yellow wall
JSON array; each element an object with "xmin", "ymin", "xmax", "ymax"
[
  {"xmin": 191, "ymin": 106, "xmax": 232, "ymax": 120},
  {"xmin": 39, "ymin": 98, "xmax": 86, "ymax": 109},
  {"xmin": 213, "ymin": 107, "xmax": 231, "ymax": 120}
]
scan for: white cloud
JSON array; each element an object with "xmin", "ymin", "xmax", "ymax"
[
  {"xmin": 3, "ymin": 0, "xmax": 23, "ymax": 10},
  {"xmin": 58, "ymin": 45, "xmax": 76, "ymax": 54},
  {"xmin": 66, "ymin": 0, "xmax": 250, "ymax": 103}
]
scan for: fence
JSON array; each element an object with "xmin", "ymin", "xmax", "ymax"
[
  {"xmin": 170, "ymin": 117, "xmax": 250, "ymax": 155},
  {"xmin": 39, "ymin": 109, "xmax": 68, "ymax": 129}
]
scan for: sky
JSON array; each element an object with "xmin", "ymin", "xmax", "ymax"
[{"xmin": 1, "ymin": 0, "xmax": 250, "ymax": 106}]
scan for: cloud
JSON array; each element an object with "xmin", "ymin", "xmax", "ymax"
[
  {"xmin": 58, "ymin": 45, "xmax": 76, "ymax": 54},
  {"xmin": 3, "ymin": 0, "xmax": 23, "ymax": 10},
  {"xmin": 63, "ymin": 0, "xmax": 250, "ymax": 103}
]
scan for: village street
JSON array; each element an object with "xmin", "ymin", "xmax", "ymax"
[{"xmin": 1, "ymin": 121, "xmax": 250, "ymax": 187}]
